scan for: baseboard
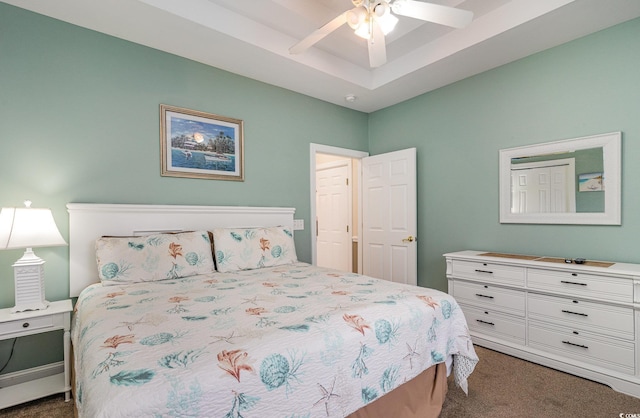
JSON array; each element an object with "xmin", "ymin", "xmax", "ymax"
[{"xmin": 0, "ymin": 362, "xmax": 64, "ymax": 389}]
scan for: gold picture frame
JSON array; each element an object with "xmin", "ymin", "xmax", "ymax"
[{"xmin": 160, "ymin": 104, "xmax": 244, "ymax": 181}]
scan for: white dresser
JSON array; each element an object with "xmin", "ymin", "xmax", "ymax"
[{"xmin": 445, "ymin": 250, "xmax": 640, "ymax": 398}]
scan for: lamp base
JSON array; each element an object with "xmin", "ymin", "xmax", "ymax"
[
  {"xmin": 11, "ymin": 300, "xmax": 50, "ymax": 314},
  {"xmin": 11, "ymin": 248, "xmax": 50, "ymax": 313}
]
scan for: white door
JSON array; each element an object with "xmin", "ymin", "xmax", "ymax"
[
  {"xmin": 511, "ymin": 158, "xmax": 576, "ymax": 213},
  {"xmin": 316, "ymin": 160, "xmax": 352, "ymax": 272},
  {"xmin": 362, "ymin": 148, "xmax": 417, "ymax": 285}
]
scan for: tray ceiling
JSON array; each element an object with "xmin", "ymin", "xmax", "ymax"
[{"xmin": 5, "ymin": 0, "xmax": 640, "ymax": 112}]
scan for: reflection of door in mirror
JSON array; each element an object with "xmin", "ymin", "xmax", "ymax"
[{"xmin": 511, "ymin": 158, "xmax": 576, "ymax": 213}]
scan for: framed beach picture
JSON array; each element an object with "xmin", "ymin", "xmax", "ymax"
[
  {"xmin": 160, "ymin": 104, "xmax": 244, "ymax": 181},
  {"xmin": 578, "ymin": 172, "xmax": 603, "ymax": 192}
]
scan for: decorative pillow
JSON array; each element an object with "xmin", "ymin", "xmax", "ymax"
[
  {"xmin": 95, "ymin": 231, "xmax": 215, "ymax": 285},
  {"xmin": 212, "ymin": 226, "xmax": 297, "ymax": 272}
]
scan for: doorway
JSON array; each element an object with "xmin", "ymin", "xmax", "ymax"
[
  {"xmin": 310, "ymin": 144, "xmax": 368, "ymax": 274},
  {"xmin": 310, "ymin": 144, "xmax": 417, "ymax": 285},
  {"xmin": 316, "ymin": 156, "xmax": 355, "ymax": 273}
]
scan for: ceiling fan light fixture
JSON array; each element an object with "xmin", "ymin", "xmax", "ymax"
[
  {"xmin": 354, "ymin": 21, "xmax": 371, "ymax": 39},
  {"xmin": 350, "ymin": 1, "xmax": 397, "ymax": 40},
  {"xmin": 376, "ymin": 12, "xmax": 398, "ymax": 35},
  {"xmin": 347, "ymin": 6, "xmax": 367, "ymax": 30},
  {"xmin": 373, "ymin": 1, "xmax": 390, "ymax": 17}
]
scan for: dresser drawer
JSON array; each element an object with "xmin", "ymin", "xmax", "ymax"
[
  {"xmin": 527, "ymin": 269, "xmax": 632, "ymax": 303},
  {"xmin": 451, "ymin": 280, "xmax": 525, "ymax": 316},
  {"xmin": 528, "ymin": 293, "xmax": 634, "ymax": 340},
  {"xmin": 528, "ymin": 322, "xmax": 635, "ymax": 375},
  {"xmin": 0, "ymin": 315, "xmax": 55, "ymax": 337},
  {"xmin": 460, "ymin": 304, "xmax": 525, "ymax": 345},
  {"xmin": 451, "ymin": 260, "xmax": 525, "ymax": 287}
]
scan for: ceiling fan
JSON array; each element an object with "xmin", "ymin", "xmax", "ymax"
[{"xmin": 289, "ymin": 0, "xmax": 474, "ymax": 68}]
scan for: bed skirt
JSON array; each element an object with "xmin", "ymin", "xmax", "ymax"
[
  {"xmin": 71, "ymin": 355, "xmax": 446, "ymax": 418},
  {"xmin": 347, "ymin": 362, "xmax": 447, "ymax": 418}
]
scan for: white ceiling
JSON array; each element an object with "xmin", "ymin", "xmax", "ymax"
[{"xmin": 5, "ymin": 0, "xmax": 640, "ymax": 112}]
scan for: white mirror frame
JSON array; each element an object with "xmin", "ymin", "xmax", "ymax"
[{"xmin": 499, "ymin": 132, "xmax": 621, "ymax": 225}]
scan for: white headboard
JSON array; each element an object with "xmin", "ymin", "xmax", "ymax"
[{"xmin": 67, "ymin": 203, "xmax": 296, "ymax": 297}]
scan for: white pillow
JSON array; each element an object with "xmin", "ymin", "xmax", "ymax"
[
  {"xmin": 95, "ymin": 231, "xmax": 215, "ymax": 285},
  {"xmin": 212, "ymin": 226, "xmax": 297, "ymax": 272}
]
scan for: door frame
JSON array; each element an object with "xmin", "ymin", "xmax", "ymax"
[{"xmin": 310, "ymin": 144, "xmax": 368, "ymax": 271}]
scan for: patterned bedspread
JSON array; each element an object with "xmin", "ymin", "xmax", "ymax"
[{"xmin": 72, "ymin": 263, "xmax": 478, "ymax": 417}]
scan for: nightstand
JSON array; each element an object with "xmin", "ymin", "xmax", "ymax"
[{"xmin": 0, "ymin": 299, "xmax": 73, "ymax": 409}]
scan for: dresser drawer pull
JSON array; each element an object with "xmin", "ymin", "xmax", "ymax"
[
  {"xmin": 562, "ymin": 340, "xmax": 588, "ymax": 349},
  {"xmin": 476, "ymin": 319, "xmax": 495, "ymax": 326},
  {"xmin": 475, "ymin": 293, "xmax": 494, "ymax": 299},
  {"xmin": 474, "ymin": 269, "xmax": 493, "ymax": 274},
  {"xmin": 560, "ymin": 280, "xmax": 587, "ymax": 286},
  {"xmin": 22, "ymin": 322, "xmax": 30, "ymax": 328},
  {"xmin": 561, "ymin": 310, "xmax": 588, "ymax": 317}
]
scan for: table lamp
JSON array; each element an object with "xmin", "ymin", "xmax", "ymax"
[{"xmin": 0, "ymin": 201, "xmax": 67, "ymax": 313}]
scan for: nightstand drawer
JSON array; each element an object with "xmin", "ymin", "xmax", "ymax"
[
  {"xmin": 451, "ymin": 260, "xmax": 525, "ymax": 286},
  {"xmin": 451, "ymin": 280, "xmax": 525, "ymax": 316},
  {"xmin": 0, "ymin": 315, "xmax": 55, "ymax": 337}
]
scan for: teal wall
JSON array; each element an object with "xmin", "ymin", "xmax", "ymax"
[
  {"xmin": 369, "ymin": 17, "xmax": 640, "ymax": 290},
  {"xmin": 0, "ymin": 4, "xmax": 368, "ymax": 373},
  {"xmin": 1, "ymin": 3, "xmax": 639, "ymax": 376}
]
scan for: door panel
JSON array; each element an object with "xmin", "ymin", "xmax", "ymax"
[
  {"xmin": 511, "ymin": 158, "xmax": 575, "ymax": 213},
  {"xmin": 362, "ymin": 148, "xmax": 417, "ymax": 285},
  {"xmin": 316, "ymin": 161, "xmax": 352, "ymax": 272}
]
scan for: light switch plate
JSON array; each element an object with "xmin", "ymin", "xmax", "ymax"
[{"xmin": 293, "ymin": 219, "xmax": 304, "ymax": 230}]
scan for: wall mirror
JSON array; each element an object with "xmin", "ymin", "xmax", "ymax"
[{"xmin": 499, "ymin": 132, "xmax": 621, "ymax": 225}]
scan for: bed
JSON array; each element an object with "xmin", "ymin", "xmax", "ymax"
[{"xmin": 68, "ymin": 203, "xmax": 477, "ymax": 417}]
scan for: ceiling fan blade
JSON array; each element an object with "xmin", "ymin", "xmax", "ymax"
[
  {"xmin": 392, "ymin": 0, "xmax": 473, "ymax": 29},
  {"xmin": 368, "ymin": 20, "xmax": 387, "ymax": 68},
  {"xmin": 289, "ymin": 12, "xmax": 348, "ymax": 55}
]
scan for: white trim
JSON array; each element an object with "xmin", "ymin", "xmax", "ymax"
[
  {"xmin": 66, "ymin": 203, "xmax": 292, "ymax": 215},
  {"xmin": 310, "ymin": 144, "xmax": 368, "ymax": 270}
]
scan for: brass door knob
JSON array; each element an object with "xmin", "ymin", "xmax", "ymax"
[{"xmin": 402, "ymin": 235, "xmax": 416, "ymax": 243}]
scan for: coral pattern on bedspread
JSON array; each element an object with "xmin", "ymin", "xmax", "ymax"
[{"xmin": 72, "ymin": 263, "xmax": 478, "ymax": 418}]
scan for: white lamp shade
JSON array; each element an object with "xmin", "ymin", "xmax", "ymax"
[
  {"xmin": 377, "ymin": 13, "xmax": 398, "ymax": 35},
  {"xmin": 0, "ymin": 207, "xmax": 67, "ymax": 250}
]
